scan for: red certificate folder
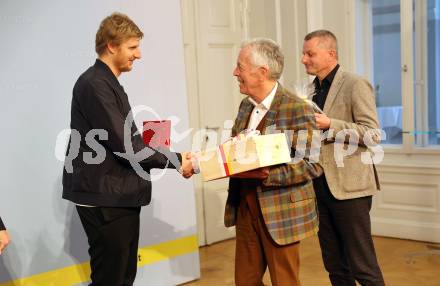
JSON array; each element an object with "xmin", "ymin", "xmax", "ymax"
[{"xmin": 142, "ymin": 120, "xmax": 171, "ymax": 148}]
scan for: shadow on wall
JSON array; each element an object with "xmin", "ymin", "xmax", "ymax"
[
  {"xmin": 54, "ymin": 174, "xmax": 91, "ymax": 283},
  {"xmin": 136, "ymin": 198, "xmax": 200, "ymax": 284},
  {"xmin": 0, "ymin": 174, "xmax": 90, "ymax": 285},
  {"xmin": 0, "ymin": 230, "xmax": 22, "ymax": 284},
  {"xmin": 0, "ymin": 176, "xmax": 199, "ymax": 285}
]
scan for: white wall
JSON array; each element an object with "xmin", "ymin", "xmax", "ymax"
[{"xmin": 0, "ymin": 0, "xmax": 199, "ymax": 285}]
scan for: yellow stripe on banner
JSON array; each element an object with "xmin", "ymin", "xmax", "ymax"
[
  {"xmin": 137, "ymin": 235, "xmax": 198, "ymax": 267},
  {"xmin": 0, "ymin": 235, "xmax": 198, "ymax": 286}
]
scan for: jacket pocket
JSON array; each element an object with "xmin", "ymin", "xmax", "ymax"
[
  {"xmin": 337, "ymin": 155, "xmax": 374, "ymax": 191},
  {"xmin": 289, "ymin": 181, "xmax": 315, "ymax": 203}
]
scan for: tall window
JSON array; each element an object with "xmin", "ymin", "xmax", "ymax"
[
  {"xmin": 372, "ymin": 0, "xmax": 403, "ymax": 144},
  {"xmin": 414, "ymin": 0, "xmax": 440, "ymax": 146},
  {"xmin": 370, "ymin": 0, "xmax": 440, "ymax": 148}
]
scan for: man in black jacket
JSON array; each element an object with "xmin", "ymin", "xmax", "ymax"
[
  {"xmin": 62, "ymin": 12, "xmax": 194, "ymax": 286},
  {"xmin": 0, "ymin": 217, "xmax": 10, "ymax": 255}
]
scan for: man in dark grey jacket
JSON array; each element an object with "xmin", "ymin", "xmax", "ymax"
[{"xmin": 62, "ymin": 13, "xmax": 194, "ymax": 286}]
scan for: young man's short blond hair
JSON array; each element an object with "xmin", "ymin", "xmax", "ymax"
[{"xmin": 95, "ymin": 12, "xmax": 144, "ymax": 56}]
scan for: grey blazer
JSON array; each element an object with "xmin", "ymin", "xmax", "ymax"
[{"xmin": 319, "ymin": 68, "xmax": 381, "ymax": 200}]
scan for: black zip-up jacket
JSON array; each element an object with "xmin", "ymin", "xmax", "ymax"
[{"xmin": 62, "ymin": 59, "xmax": 182, "ymax": 207}]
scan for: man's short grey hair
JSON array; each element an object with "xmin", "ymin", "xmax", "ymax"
[
  {"xmin": 304, "ymin": 30, "xmax": 338, "ymax": 59},
  {"xmin": 241, "ymin": 38, "xmax": 284, "ymax": 80}
]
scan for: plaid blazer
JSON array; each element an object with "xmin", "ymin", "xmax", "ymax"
[{"xmin": 224, "ymin": 84, "xmax": 323, "ymax": 245}]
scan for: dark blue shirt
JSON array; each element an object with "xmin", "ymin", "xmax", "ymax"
[{"xmin": 312, "ymin": 64, "xmax": 340, "ymax": 110}]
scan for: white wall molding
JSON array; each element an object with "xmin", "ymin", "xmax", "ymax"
[
  {"xmin": 346, "ymin": 0, "xmax": 356, "ymax": 72},
  {"xmin": 372, "ymin": 217, "xmax": 440, "ymax": 243},
  {"xmin": 377, "ymin": 164, "xmax": 440, "ymax": 175},
  {"xmin": 306, "ymin": 0, "xmax": 323, "ymax": 32},
  {"xmin": 376, "ymin": 181, "xmax": 439, "ymax": 213},
  {"xmin": 374, "ymin": 157, "xmax": 440, "ymax": 242},
  {"xmin": 274, "ymin": 0, "xmax": 282, "ymax": 46}
]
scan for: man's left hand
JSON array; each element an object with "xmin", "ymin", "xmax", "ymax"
[{"xmin": 315, "ymin": 113, "xmax": 331, "ymax": 130}]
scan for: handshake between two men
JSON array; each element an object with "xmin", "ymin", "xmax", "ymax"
[
  {"xmin": 180, "ymin": 152, "xmax": 269, "ymax": 180},
  {"xmin": 180, "ymin": 152, "xmax": 198, "ymax": 179},
  {"xmin": 179, "ymin": 152, "xmax": 265, "ymax": 180},
  {"xmin": 177, "ymin": 128, "xmax": 296, "ymax": 181}
]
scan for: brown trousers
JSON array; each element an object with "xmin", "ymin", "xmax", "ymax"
[{"xmin": 235, "ymin": 189, "xmax": 301, "ymax": 286}]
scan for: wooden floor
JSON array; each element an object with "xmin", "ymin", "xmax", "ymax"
[{"xmin": 183, "ymin": 236, "xmax": 440, "ymax": 286}]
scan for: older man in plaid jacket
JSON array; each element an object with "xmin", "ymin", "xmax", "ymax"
[{"xmin": 226, "ymin": 38, "xmax": 322, "ymax": 286}]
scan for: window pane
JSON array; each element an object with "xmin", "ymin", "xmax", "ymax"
[
  {"xmin": 414, "ymin": 0, "xmax": 440, "ymax": 146},
  {"xmin": 372, "ymin": 0, "xmax": 403, "ymax": 144}
]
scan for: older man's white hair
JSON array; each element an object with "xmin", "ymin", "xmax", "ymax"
[{"xmin": 241, "ymin": 38, "xmax": 284, "ymax": 80}]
